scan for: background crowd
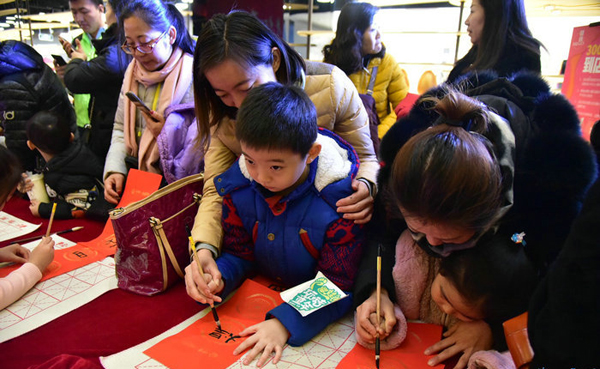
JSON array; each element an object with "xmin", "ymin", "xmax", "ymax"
[{"xmin": 1, "ymin": 0, "xmax": 599, "ymax": 368}]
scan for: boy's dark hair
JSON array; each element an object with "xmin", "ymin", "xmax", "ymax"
[
  {"xmin": 26, "ymin": 111, "xmax": 72, "ymax": 155},
  {"xmin": 236, "ymin": 82, "xmax": 317, "ymax": 157},
  {"xmin": 0, "ymin": 146, "xmax": 23, "ymax": 206},
  {"xmin": 439, "ymin": 231, "xmax": 538, "ymax": 324}
]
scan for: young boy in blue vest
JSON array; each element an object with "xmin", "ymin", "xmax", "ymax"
[{"xmin": 204, "ymin": 82, "xmax": 365, "ymax": 366}]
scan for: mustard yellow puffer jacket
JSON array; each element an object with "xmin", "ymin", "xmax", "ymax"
[
  {"xmin": 191, "ymin": 61, "xmax": 380, "ymax": 251},
  {"xmin": 349, "ymin": 52, "xmax": 408, "ymax": 138}
]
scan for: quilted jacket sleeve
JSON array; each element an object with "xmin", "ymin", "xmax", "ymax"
[
  {"xmin": 305, "ymin": 62, "xmax": 380, "ymax": 190},
  {"xmin": 191, "ymin": 119, "xmax": 238, "ymax": 251}
]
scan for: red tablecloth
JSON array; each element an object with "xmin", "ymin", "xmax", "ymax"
[
  {"xmin": 0, "ymin": 196, "xmax": 460, "ymax": 369},
  {"xmin": 0, "ymin": 196, "xmax": 203, "ymax": 369}
]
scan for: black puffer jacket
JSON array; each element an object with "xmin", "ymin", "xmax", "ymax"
[
  {"xmin": 0, "ymin": 40, "xmax": 77, "ymax": 171},
  {"xmin": 38, "ymin": 140, "xmax": 104, "ymax": 219},
  {"xmin": 64, "ymin": 23, "xmax": 132, "ymax": 163}
]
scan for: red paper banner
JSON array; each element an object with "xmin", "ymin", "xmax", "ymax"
[
  {"xmin": 562, "ymin": 24, "xmax": 600, "ymax": 140},
  {"xmin": 336, "ymin": 322, "xmax": 444, "ymax": 369},
  {"xmin": 145, "ymin": 279, "xmax": 284, "ymax": 369},
  {"xmin": 145, "ymin": 276, "xmax": 443, "ymax": 369}
]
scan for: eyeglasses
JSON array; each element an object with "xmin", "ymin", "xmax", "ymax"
[{"xmin": 121, "ymin": 30, "xmax": 168, "ymax": 55}]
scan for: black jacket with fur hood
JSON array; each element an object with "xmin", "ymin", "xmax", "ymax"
[{"xmin": 0, "ymin": 40, "xmax": 77, "ymax": 171}]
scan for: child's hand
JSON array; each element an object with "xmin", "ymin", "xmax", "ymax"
[
  {"xmin": 355, "ymin": 289, "xmax": 396, "ymax": 343},
  {"xmin": 0, "ymin": 244, "xmax": 30, "ymax": 264},
  {"xmin": 17, "ymin": 173, "xmax": 33, "ymax": 193},
  {"xmin": 29, "ymin": 200, "xmax": 41, "ymax": 217},
  {"xmin": 233, "ymin": 318, "xmax": 290, "ymax": 367},
  {"xmin": 184, "ymin": 249, "xmax": 223, "ymax": 305},
  {"xmin": 29, "ymin": 237, "xmax": 55, "ymax": 273},
  {"xmin": 424, "ymin": 320, "xmax": 493, "ymax": 369}
]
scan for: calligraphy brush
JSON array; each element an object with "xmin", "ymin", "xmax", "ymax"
[
  {"xmin": 45, "ymin": 202, "xmax": 57, "ymax": 238},
  {"xmin": 9, "ymin": 226, "xmax": 84, "ymax": 245},
  {"xmin": 376, "ymin": 243, "xmax": 382, "ymax": 369},
  {"xmin": 186, "ymin": 225, "xmax": 221, "ymax": 329}
]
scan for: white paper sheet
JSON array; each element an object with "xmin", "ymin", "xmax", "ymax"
[
  {"xmin": 0, "ymin": 212, "xmax": 41, "ymax": 243},
  {"xmin": 0, "ymin": 257, "xmax": 118, "ymax": 343}
]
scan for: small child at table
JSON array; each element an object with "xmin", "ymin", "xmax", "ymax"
[
  {"xmin": 356, "ymin": 229, "xmax": 537, "ymax": 363},
  {"xmin": 0, "ymin": 146, "xmax": 55, "ymax": 310},
  {"xmin": 190, "ymin": 82, "xmax": 366, "ymax": 366},
  {"xmin": 26, "ymin": 110, "xmax": 103, "ymax": 219}
]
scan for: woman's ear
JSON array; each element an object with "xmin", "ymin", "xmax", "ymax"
[
  {"xmin": 306, "ymin": 142, "xmax": 322, "ymax": 164},
  {"xmin": 26, "ymin": 140, "xmax": 36, "ymax": 151},
  {"xmin": 168, "ymin": 25, "xmax": 177, "ymax": 45},
  {"xmin": 271, "ymin": 47, "xmax": 281, "ymax": 74},
  {"xmin": 69, "ymin": 132, "xmax": 75, "ymax": 142}
]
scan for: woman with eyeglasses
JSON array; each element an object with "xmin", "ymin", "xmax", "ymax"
[{"xmin": 103, "ymin": 0, "xmax": 195, "ymax": 204}]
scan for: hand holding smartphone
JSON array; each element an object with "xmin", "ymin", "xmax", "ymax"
[
  {"xmin": 52, "ymin": 54, "xmax": 67, "ymax": 67},
  {"xmin": 58, "ymin": 36, "xmax": 74, "ymax": 56},
  {"xmin": 126, "ymin": 91, "xmax": 159, "ymax": 122}
]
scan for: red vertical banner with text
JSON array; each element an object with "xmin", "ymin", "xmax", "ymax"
[{"xmin": 562, "ymin": 24, "xmax": 600, "ymax": 141}]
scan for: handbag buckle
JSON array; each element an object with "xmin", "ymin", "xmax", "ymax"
[
  {"xmin": 109, "ymin": 207, "xmax": 125, "ymax": 216},
  {"xmin": 193, "ymin": 193, "xmax": 201, "ymax": 203},
  {"xmin": 149, "ymin": 216, "xmax": 160, "ymax": 226}
]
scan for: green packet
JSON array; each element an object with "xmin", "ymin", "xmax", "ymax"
[{"xmin": 280, "ymin": 272, "xmax": 348, "ymax": 317}]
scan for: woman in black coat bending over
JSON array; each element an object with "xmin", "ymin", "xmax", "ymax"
[{"xmin": 447, "ymin": 0, "xmax": 544, "ymax": 83}]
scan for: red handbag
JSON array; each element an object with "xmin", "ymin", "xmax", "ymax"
[{"xmin": 109, "ymin": 174, "xmax": 203, "ymax": 296}]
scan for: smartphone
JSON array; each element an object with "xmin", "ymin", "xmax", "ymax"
[
  {"xmin": 51, "ymin": 54, "xmax": 67, "ymax": 66},
  {"xmin": 125, "ymin": 91, "xmax": 159, "ymax": 122}
]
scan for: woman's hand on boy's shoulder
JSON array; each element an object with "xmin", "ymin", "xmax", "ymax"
[
  {"xmin": 424, "ymin": 320, "xmax": 493, "ymax": 369},
  {"xmin": 335, "ymin": 179, "xmax": 374, "ymax": 224}
]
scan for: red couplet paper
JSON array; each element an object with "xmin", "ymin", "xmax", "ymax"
[
  {"xmin": 336, "ymin": 322, "xmax": 444, "ymax": 369},
  {"xmin": 144, "ymin": 279, "xmax": 284, "ymax": 369},
  {"xmin": 562, "ymin": 24, "xmax": 600, "ymax": 140},
  {"xmin": 0, "ymin": 169, "xmax": 162, "ymax": 281}
]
